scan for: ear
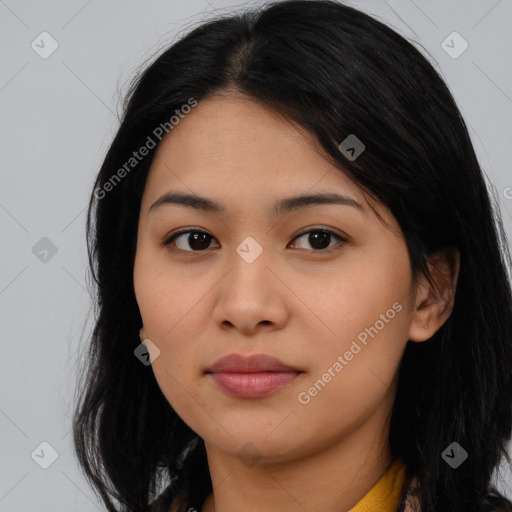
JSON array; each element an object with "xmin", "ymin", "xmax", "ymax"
[
  {"xmin": 139, "ymin": 326, "xmax": 146, "ymax": 341},
  {"xmin": 408, "ymin": 246, "xmax": 460, "ymax": 342}
]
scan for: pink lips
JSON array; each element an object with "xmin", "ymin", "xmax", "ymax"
[{"xmin": 205, "ymin": 353, "xmax": 302, "ymax": 398}]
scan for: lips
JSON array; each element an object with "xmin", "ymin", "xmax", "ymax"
[
  {"xmin": 205, "ymin": 353, "xmax": 303, "ymax": 398},
  {"xmin": 206, "ymin": 353, "xmax": 301, "ymax": 373}
]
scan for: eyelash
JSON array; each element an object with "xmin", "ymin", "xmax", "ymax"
[{"xmin": 161, "ymin": 226, "xmax": 348, "ymax": 254}]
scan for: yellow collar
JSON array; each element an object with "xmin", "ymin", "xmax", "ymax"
[{"xmin": 348, "ymin": 459, "xmax": 406, "ymax": 512}]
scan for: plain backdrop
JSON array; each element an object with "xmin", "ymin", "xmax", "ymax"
[{"xmin": 1, "ymin": 0, "xmax": 511, "ymax": 510}]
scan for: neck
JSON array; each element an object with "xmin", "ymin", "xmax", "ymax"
[{"xmin": 200, "ymin": 400, "xmax": 394, "ymax": 512}]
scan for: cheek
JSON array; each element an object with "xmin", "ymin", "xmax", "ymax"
[
  {"xmin": 293, "ymin": 295, "xmax": 410, "ymax": 450},
  {"xmin": 133, "ymin": 249, "xmax": 211, "ymax": 413},
  {"xmin": 299, "ymin": 247, "xmax": 412, "ymax": 400},
  {"xmin": 134, "ymin": 246, "xmax": 207, "ymax": 343},
  {"xmin": 310, "ymin": 247, "xmax": 412, "ymax": 344}
]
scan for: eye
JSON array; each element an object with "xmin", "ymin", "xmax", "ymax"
[
  {"xmin": 289, "ymin": 227, "xmax": 347, "ymax": 253},
  {"xmin": 162, "ymin": 229, "xmax": 219, "ymax": 252},
  {"xmin": 161, "ymin": 227, "xmax": 347, "ymax": 253}
]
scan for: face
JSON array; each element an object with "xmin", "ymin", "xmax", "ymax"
[{"xmin": 133, "ymin": 92, "xmax": 417, "ymax": 464}]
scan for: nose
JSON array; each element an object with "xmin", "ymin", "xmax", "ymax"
[{"xmin": 213, "ymin": 242, "xmax": 289, "ymax": 335}]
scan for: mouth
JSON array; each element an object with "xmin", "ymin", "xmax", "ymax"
[{"xmin": 205, "ymin": 353, "xmax": 304, "ymax": 398}]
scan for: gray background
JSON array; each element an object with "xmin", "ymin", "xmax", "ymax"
[{"xmin": 1, "ymin": 0, "xmax": 511, "ymax": 510}]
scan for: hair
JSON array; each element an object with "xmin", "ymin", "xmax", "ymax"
[{"xmin": 72, "ymin": 1, "xmax": 512, "ymax": 511}]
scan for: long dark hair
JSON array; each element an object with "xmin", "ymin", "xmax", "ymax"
[{"xmin": 72, "ymin": 1, "xmax": 512, "ymax": 511}]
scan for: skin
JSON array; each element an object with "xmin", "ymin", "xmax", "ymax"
[{"xmin": 133, "ymin": 92, "xmax": 459, "ymax": 512}]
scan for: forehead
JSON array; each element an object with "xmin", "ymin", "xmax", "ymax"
[{"xmin": 142, "ymin": 93, "xmax": 368, "ymax": 212}]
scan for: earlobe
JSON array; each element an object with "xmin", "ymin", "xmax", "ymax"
[
  {"xmin": 408, "ymin": 247, "xmax": 460, "ymax": 343},
  {"xmin": 139, "ymin": 326, "xmax": 146, "ymax": 341}
]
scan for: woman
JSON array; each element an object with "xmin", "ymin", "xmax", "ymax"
[{"xmin": 72, "ymin": 1, "xmax": 512, "ymax": 511}]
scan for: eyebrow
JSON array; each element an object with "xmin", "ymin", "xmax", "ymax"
[{"xmin": 148, "ymin": 191, "xmax": 365, "ymax": 217}]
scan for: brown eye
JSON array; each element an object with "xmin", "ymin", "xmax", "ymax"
[
  {"xmin": 162, "ymin": 230, "xmax": 220, "ymax": 252},
  {"xmin": 290, "ymin": 228, "xmax": 347, "ymax": 252}
]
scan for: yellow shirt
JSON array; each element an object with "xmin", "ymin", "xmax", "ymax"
[{"xmin": 348, "ymin": 458, "xmax": 406, "ymax": 512}]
